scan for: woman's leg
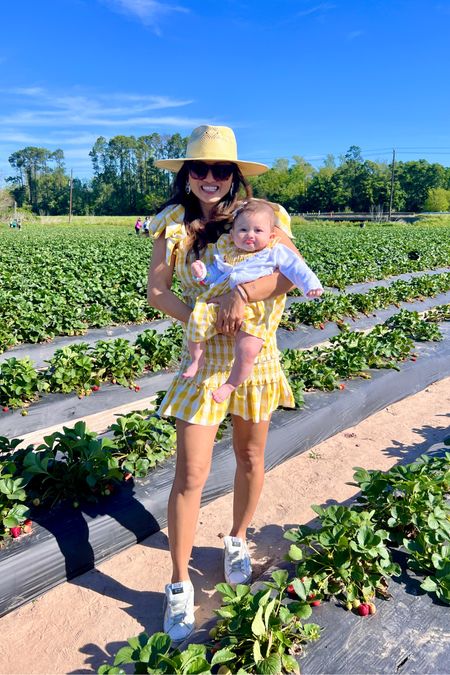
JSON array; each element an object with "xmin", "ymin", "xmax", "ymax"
[
  {"xmin": 229, "ymin": 415, "xmax": 271, "ymax": 539},
  {"xmin": 168, "ymin": 419, "xmax": 219, "ymax": 582}
]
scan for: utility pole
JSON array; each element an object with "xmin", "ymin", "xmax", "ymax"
[
  {"xmin": 388, "ymin": 149, "xmax": 396, "ymax": 221},
  {"xmin": 68, "ymin": 169, "xmax": 73, "ymax": 223}
]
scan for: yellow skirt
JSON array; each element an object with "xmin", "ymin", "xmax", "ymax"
[{"xmin": 158, "ymin": 332, "xmax": 295, "ymax": 426}]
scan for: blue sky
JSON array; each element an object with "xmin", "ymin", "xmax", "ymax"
[{"xmin": 1, "ymin": 0, "xmax": 449, "ymax": 181}]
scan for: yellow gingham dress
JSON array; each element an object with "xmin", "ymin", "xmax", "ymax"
[
  {"xmin": 186, "ymin": 234, "xmax": 283, "ymax": 343},
  {"xmin": 150, "ymin": 204, "xmax": 295, "ymax": 426}
]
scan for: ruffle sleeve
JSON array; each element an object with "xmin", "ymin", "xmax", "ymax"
[
  {"xmin": 149, "ymin": 204, "xmax": 187, "ymax": 265},
  {"xmin": 272, "ymin": 203, "xmax": 293, "ymax": 237}
]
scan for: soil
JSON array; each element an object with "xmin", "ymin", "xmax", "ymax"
[{"xmin": 0, "ymin": 376, "xmax": 449, "ymax": 675}]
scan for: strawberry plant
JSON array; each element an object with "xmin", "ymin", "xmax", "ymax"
[
  {"xmin": 0, "ymin": 357, "xmax": 48, "ymax": 408},
  {"xmin": 0, "ymin": 456, "xmax": 30, "ymax": 539},
  {"xmin": 285, "ymin": 504, "xmax": 401, "ymax": 607},
  {"xmin": 385, "ymin": 309, "xmax": 443, "ymax": 341},
  {"xmin": 92, "ymin": 338, "xmax": 147, "ymax": 387},
  {"xmin": 425, "ymin": 304, "xmax": 450, "ymax": 322},
  {"xmin": 353, "ymin": 453, "xmax": 450, "ymax": 543},
  {"xmin": 210, "ymin": 571, "xmax": 320, "ymax": 673},
  {"xmin": 98, "ymin": 632, "xmax": 211, "ymax": 674},
  {"xmin": 281, "ymin": 272, "xmax": 450, "ymax": 330},
  {"xmin": 110, "ymin": 411, "xmax": 176, "ymax": 478},
  {"xmin": 20, "ymin": 422, "xmax": 121, "ymax": 507},
  {"xmin": 353, "ymin": 453, "xmax": 450, "ymax": 603},
  {"xmin": 405, "ymin": 536, "xmax": 450, "ymax": 604},
  {"xmin": 45, "ymin": 343, "xmax": 100, "ymax": 395},
  {"xmin": 135, "ymin": 324, "xmax": 184, "ymax": 371}
]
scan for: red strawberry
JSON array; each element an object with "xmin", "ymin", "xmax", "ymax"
[
  {"xmin": 92, "ymin": 385, "xmax": 100, "ymax": 392},
  {"xmin": 134, "ymin": 385, "xmax": 141, "ymax": 391},
  {"xmin": 2, "ymin": 407, "xmax": 9, "ymax": 412},
  {"xmin": 311, "ymin": 599, "xmax": 321, "ymax": 607},
  {"xmin": 10, "ymin": 526, "xmax": 22, "ymax": 538},
  {"xmin": 23, "ymin": 519, "xmax": 32, "ymax": 534},
  {"xmin": 411, "ymin": 357, "xmax": 417, "ymax": 362},
  {"xmin": 287, "ymin": 584, "xmax": 297, "ymax": 597},
  {"xmin": 339, "ymin": 383, "xmax": 345, "ymax": 390},
  {"xmin": 308, "ymin": 592, "xmax": 316, "ymax": 599},
  {"xmin": 319, "ymin": 323, "xmax": 325, "ymax": 330},
  {"xmin": 357, "ymin": 603, "xmax": 370, "ymax": 616}
]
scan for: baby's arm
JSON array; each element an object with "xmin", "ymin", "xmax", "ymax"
[
  {"xmin": 272, "ymin": 245, "xmax": 323, "ymax": 297},
  {"xmin": 191, "ymin": 258, "xmax": 226, "ymax": 286},
  {"xmin": 191, "ymin": 260, "xmax": 208, "ymax": 282}
]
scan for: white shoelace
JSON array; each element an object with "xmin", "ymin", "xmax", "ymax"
[{"xmin": 166, "ymin": 598, "xmax": 189, "ymax": 627}]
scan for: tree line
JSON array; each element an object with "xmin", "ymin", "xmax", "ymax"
[{"xmin": 6, "ymin": 136, "xmax": 450, "ymax": 216}]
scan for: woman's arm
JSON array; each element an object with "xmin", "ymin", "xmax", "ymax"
[{"xmin": 147, "ymin": 234, "xmax": 192, "ymax": 324}]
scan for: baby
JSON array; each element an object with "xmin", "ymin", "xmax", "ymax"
[{"xmin": 183, "ymin": 199, "xmax": 323, "ymax": 403}]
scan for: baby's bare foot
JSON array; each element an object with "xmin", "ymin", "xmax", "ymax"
[
  {"xmin": 182, "ymin": 362, "xmax": 199, "ymax": 378},
  {"xmin": 212, "ymin": 383, "xmax": 236, "ymax": 403}
]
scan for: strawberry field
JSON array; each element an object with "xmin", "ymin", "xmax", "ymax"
[
  {"xmin": 1, "ymin": 220, "xmax": 450, "ymax": 352},
  {"xmin": 0, "ymin": 219, "xmax": 449, "ymax": 673}
]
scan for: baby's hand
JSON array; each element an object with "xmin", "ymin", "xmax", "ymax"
[
  {"xmin": 306, "ymin": 288, "xmax": 323, "ymax": 299},
  {"xmin": 191, "ymin": 260, "xmax": 207, "ymax": 281}
]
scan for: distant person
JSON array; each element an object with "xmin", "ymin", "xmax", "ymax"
[
  {"xmin": 143, "ymin": 216, "xmax": 151, "ymax": 237},
  {"xmin": 135, "ymin": 217, "xmax": 143, "ymax": 235}
]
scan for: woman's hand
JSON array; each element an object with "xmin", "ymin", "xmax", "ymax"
[{"xmin": 209, "ymin": 288, "xmax": 246, "ymax": 335}]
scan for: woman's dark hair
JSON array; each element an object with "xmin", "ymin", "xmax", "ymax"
[{"xmin": 158, "ymin": 162, "xmax": 253, "ymax": 259}]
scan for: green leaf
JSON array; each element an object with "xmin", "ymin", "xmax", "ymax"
[
  {"xmin": 257, "ymin": 654, "xmax": 283, "ymax": 674},
  {"xmin": 264, "ymin": 598, "xmax": 276, "ymax": 629},
  {"xmin": 288, "ymin": 544, "xmax": 303, "ymax": 561},
  {"xmin": 270, "ymin": 569, "xmax": 289, "ymax": 588},
  {"xmin": 211, "ymin": 648, "xmax": 236, "ymax": 667},
  {"xmin": 251, "ymin": 606, "xmax": 266, "ymax": 637},
  {"xmin": 281, "ymin": 653, "xmax": 300, "ymax": 674},
  {"xmin": 113, "ymin": 646, "xmax": 135, "ymax": 666},
  {"xmin": 215, "ymin": 582, "xmax": 236, "ymax": 598},
  {"xmin": 253, "ymin": 640, "xmax": 263, "ymax": 665},
  {"xmin": 292, "ymin": 602, "xmax": 312, "ymax": 620},
  {"xmin": 420, "ymin": 576, "xmax": 438, "ymax": 592}
]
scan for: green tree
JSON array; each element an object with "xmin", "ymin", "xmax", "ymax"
[
  {"xmin": 396, "ymin": 160, "xmax": 447, "ymax": 211},
  {"xmin": 7, "ymin": 147, "xmax": 68, "ymax": 213},
  {"xmin": 423, "ymin": 187, "xmax": 450, "ymax": 212}
]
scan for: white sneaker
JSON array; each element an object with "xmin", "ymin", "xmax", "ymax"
[
  {"xmin": 163, "ymin": 581, "xmax": 195, "ymax": 644},
  {"xmin": 223, "ymin": 536, "xmax": 252, "ymax": 585}
]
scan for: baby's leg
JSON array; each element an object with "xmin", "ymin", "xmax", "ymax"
[
  {"xmin": 212, "ymin": 331, "xmax": 264, "ymax": 403},
  {"xmin": 182, "ymin": 339, "xmax": 205, "ymax": 378}
]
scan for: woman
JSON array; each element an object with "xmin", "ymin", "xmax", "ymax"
[{"xmin": 148, "ymin": 125, "xmax": 300, "ymax": 643}]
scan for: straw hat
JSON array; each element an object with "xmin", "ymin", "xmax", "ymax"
[{"xmin": 154, "ymin": 125, "xmax": 269, "ymax": 177}]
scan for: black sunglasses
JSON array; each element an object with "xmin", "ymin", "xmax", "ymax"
[{"xmin": 187, "ymin": 161, "xmax": 235, "ymax": 181}]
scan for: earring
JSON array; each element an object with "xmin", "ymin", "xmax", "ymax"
[{"xmin": 185, "ymin": 181, "xmax": 191, "ymax": 195}]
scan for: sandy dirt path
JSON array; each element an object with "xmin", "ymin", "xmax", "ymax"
[{"xmin": 0, "ymin": 377, "xmax": 449, "ymax": 675}]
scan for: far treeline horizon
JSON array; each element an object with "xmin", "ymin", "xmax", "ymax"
[{"xmin": 5, "ymin": 133, "xmax": 450, "ymax": 217}]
